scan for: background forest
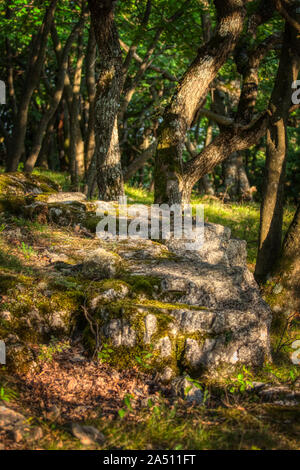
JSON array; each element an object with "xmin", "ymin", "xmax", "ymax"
[{"xmin": 0, "ymin": 0, "xmax": 299, "ymax": 199}]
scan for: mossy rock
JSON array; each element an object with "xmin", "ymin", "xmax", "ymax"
[
  {"xmin": 0, "ymin": 172, "xmax": 60, "ymax": 216},
  {"xmin": 0, "ymin": 172, "xmax": 59, "ymax": 197}
]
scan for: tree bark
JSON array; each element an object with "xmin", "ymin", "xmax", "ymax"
[
  {"xmin": 237, "ymin": 152, "xmax": 252, "ymax": 200},
  {"xmin": 88, "ymin": 0, "xmax": 124, "ymax": 201},
  {"xmin": 84, "ymin": 24, "xmax": 97, "ymax": 172},
  {"xmin": 223, "ymin": 152, "xmax": 239, "ymax": 198},
  {"xmin": 36, "ymin": 116, "xmax": 56, "ymax": 169}
]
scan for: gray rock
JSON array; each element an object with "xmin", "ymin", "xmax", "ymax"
[
  {"xmin": 258, "ymin": 385, "xmax": 300, "ymax": 404},
  {"xmin": 184, "ymin": 338, "xmax": 202, "ymax": 368},
  {"xmin": 105, "ymin": 319, "xmax": 136, "ymax": 347},
  {"xmin": 144, "ymin": 314, "xmax": 157, "ymax": 344},
  {"xmin": 82, "ymin": 221, "xmax": 272, "ymax": 373},
  {"xmin": 71, "ymin": 423, "xmax": 105, "ymax": 446},
  {"xmin": 46, "ymin": 192, "xmax": 87, "ymax": 203},
  {"xmin": 11, "ymin": 427, "xmax": 23, "ymax": 443},
  {"xmin": 0, "ymin": 406, "xmax": 26, "ymax": 431},
  {"xmin": 82, "ymin": 248, "xmax": 121, "ymax": 280},
  {"xmin": 0, "ymin": 405, "xmax": 39, "ymax": 442},
  {"xmin": 0, "ymin": 311, "xmax": 11, "ymax": 322},
  {"xmin": 158, "ymin": 366, "xmax": 175, "ymax": 383},
  {"xmin": 171, "ymin": 376, "xmax": 203, "ymax": 404},
  {"xmin": 154, "ymin": 336, "xmax": 172, "ymax": 357},
  {"xmin": 30, "ymin": 426, "xmax": 43, "ymax": 441},
  {"xmin": 90, "ymin": 284, "xmax": 129, "ymax": 309},
  {"xmin": 49, "ymin": 310, "xmax": 69, "ymax": 332},
  {"xmin": 227, "ymin": 239, "xmax": 247, "ymax": 267},
  {"xmin": 44, "ymin": 404, "xmax": 61, "ymax": 421}
]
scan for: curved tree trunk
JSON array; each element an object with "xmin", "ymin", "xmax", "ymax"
[
  {"xmin": 69, "ymin": 21, "xmax": 86, "ymax": 186},
  {"xmin": 199, "ymin": 120, "xmax": 215, "ymax": 196},
  {"xmin": 154, "ymin": 0, "xmax": 246, "ymax": 204}
]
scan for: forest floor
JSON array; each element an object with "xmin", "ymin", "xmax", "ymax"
[{"xmin": 0, "ymin": 170, "xmax": 299, "ymax": 450}]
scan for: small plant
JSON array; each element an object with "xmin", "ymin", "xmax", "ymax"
[
  {"xmin": 229, "ymin": 366, "xmax": 254, "ymax": 393},
  {"xmin": 289, "ymin": 367, "xmax": 298, "ymax": 382},
  {"xmin": 135, "ymin": 348, "xmax": 153, "ymax": 369},
  {"xmin": 97, "ymin": 343, "xmax": 114, "ymax": 363},
  {"xmin": 38, "ymin": 337, "xmax": 70, "ymax": 363},
  {"xmin": 118, "ymin": 393, "xmax": 134, "ymax": 419},
  {"xmin": 0, "ymin": 386, "xmax": 18, "ymax": 403},
  {"xmin": 0, "ymin": 223, "xmax": 6, "ymax": 233},
  {"xmin": 21, "ymin": 242, "xmax": 35, "ymax": 259}
]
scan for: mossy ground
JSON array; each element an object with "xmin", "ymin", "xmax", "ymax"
[{"xmin": 0, "ymin": 170, "xmax": 299, "ymax": 450}]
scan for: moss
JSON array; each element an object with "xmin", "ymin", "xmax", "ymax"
[
  {"xmin": 82, "ymin": 213, "xmax": 101, "ymax": 232},
  {"xmin": 130, "ymin": 279, "xmax": 155, "ymax": 296},
  {"xmin": 5, "ymin": 344, "xmax": 34, "ymax": 374},
  {"xmin": 0, "ymin": 195, "xmax": 28, "ymax": 215},
  {"xmin": 0, "ymin": 172, "xmax": 58, "ymax": 197},
  {"xmin": 0, "ymin": 272, "xmax": 86, "ymax": 357},
  {"xmin": 137, "ymin": 299, "xmax": 208, "ymax": 312},
  {"xmin": 121, "ymin": 274, "xmax": 161, "ymax": 295},
  {"xmin": 0, "ymin": 273, "xmax": 19, "ymax": 293}
]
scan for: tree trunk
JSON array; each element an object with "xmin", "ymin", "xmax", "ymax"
[
  {"xmin": 237, "ymin": 152, "xmax": 252, "ymax": 200},
  {"xmin": 51, "ymin": 24, "xmax": 85, "ymax": 186},
  {"xmin": 84, "ymin": 24, "xmax": 97, "ymax": 172},
  {"xmin": 124, "ymin": 141, "xmax": 157, "ymax": 182},
  {"xmin": 255, "ymin": 23, "xmax": 300, "ymax": 282},
  {"xmin": 36, "ymin": 116, "xmax": 56, "ymax": 169},
  {"xmin": 69, "ymin": 20, "xmax": 86, "ymax": 186},
  {"xmin": 281, "ymin": 203, "xmax": 300, "ymax": 265},
  {"xmin": 88, "ymin": 0, "xmax": 124, "ymax": 201},
  {"xmin": 223, "ymin": 153, "xmax": 239, "ymax": 198},
  {"xmin": 154, "ymin": 0, "xmax": 246, "ymax": 204},
  {"xmin": 199, "ymin": 120, "xmax": 215, "ymax": 196}
]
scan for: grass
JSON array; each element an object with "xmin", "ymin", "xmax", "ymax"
[
  {"xmin": 18, "ymin": 397, "xmax": 299, "ymax": 450},
  {"xmin": 95, "ymin": 404, "xmax": 299, "ymax": 450},
  {"xmin": 32, "ymin": 168, "xmax": 71, "ymax": 191},
  {"xmin": 123, "ymin": 185, "xmax": 295, "ymax": 265},
  {"xmin": 191, "ymin": 195, "xmax": 295, "ymax": 265}
]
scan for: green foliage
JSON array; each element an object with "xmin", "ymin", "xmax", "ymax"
[
  {"xmin": 118, "ymin": 393, "xmax": 134, "ymax": 419},
  {"xmin": 0, "ymin": 386, "xmax": 18, "ymax": 403},
  {"xmin": 135, "ymin": 348, "xmax": 153, "ymax": 369},
  {"xmin": 228, "ymin": 366, "xmax": 254, "ymax": 394},
  {"xmin": 97, "ymin": 343, "xmax": 114, "ymax": 363},
  {"xmin": 38, "ymin": 337, "xmax": 70, "ymax": 363},
  {"xmin": 21, "ymin": 242, "xmax": 35, "ymax": 259}
]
